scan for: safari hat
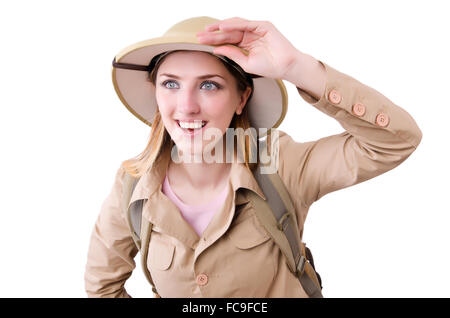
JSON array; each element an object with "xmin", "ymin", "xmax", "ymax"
[{"xmin": 111, "ymin": 16, "xmax": 288, "ymax": 137}]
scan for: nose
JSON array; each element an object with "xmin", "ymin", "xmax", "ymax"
[{"xmin": 178, "ymin": 85, "xmax": 200, "ymax": 114}]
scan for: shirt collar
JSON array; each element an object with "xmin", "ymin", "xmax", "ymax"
[{"xmin": 128, "ymin": 140, "xmax": 267, "ymax": 209}]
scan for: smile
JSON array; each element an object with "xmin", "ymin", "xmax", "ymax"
[{"xmin": 176, "ymin": 120, "xmax": 208, "ymax": 136}]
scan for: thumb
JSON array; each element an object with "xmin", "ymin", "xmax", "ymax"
[{"xmin": 213, "ymin": 45, "xmax": 249, "ymax": 70}]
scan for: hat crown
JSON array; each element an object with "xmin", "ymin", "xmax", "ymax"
[{"xmin": 163, "ymin": 16, "xmax": 219, "ymax": 37}]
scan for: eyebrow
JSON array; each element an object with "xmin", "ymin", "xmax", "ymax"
[{"xmin": 159, "ymin": 73, "xmax": 226, "ymax": 80}]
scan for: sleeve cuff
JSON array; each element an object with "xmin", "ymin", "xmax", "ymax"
[{"xmin": 295, "ymin": 60, "xmax": 422, "ymax": 149}]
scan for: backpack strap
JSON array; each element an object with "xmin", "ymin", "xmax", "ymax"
[
  {"xmin": 122, "ymin": 172, "xmax": 141, "ymax": 248},
  {"xmin": 250, "ymin": 137, "xmax": 323, "ymax": 298},
  {"xmin": 122, "ymin": 172, "xmax": 160, "ymax": 298},
  {"xmin": 139, "ymin": 213, "xmax": 161, "ymax": 297}
]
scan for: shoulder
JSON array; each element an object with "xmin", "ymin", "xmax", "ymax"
[
  {"xmin": 272, "ymin": 129, "xmax": 314, "ymax": 169},
  {"xmin": 100, "ymin": 162, "xmax": 137, "ymax": 216},
  {"xmin": 272, "ymin": 128, "xmax": 321, "ymax": 206}
]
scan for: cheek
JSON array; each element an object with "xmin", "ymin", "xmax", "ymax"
[
  {"xmin": 155, "ymin": 91, "xmax": 175, "ymax": 117},
  {"xmin": 206, "ymin": 102, "xmax": 234, "ymax": 130},
  {"xmin": 204, "ymin": 92, "xmax": 236, "ymax": 116}
]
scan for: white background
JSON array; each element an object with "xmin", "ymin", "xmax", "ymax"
[{"xmin": 0, "ymin": 0, "xmax": 448, "ymax": 298}]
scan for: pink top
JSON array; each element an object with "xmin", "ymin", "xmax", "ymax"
[{"xmin": 162, "ymin": 174, "xmax": 229, "ymax": 237}]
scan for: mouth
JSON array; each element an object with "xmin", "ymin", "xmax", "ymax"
[{"xmin": 175, "ymin": 120, "xmax": 208, "ymax": 136}]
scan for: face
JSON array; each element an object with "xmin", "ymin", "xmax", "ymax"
[{"xmin": 154, "ymin": 51, "xmax": 251, "ymax": 161}]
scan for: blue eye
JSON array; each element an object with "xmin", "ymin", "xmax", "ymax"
[
  {"xmin": 161, "ymin": 80, "xmax": 179, "ymax": 89},
  {"xmin": 201, "ymin": 81, "xmax": 221, "ymax": 90}
]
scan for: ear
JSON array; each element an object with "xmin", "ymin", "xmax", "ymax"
[{"xmin": 237, "ymin": 86, "xmax": 252, "ymax": 115}]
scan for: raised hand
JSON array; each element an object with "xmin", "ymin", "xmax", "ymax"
[{"xmin": 196, "ymin": 17, "xmax": 301, "ymax": 80}]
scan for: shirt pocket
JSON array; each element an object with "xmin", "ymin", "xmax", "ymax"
[
  {"xmin": 222, "ymin": 209, "xmax": 276, "ymax": 297},
  {"xmin": 228, "ymin": 213, "xmax": 271, "ymax": 249},
  {"xmin": 147, "ymin": 236, "xmax": 175, "ymax": 271}
]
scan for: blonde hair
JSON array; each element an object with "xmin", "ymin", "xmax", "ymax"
[{"xmin": 121, "ymin": 51, "xmax": 260, "ymax": 178}]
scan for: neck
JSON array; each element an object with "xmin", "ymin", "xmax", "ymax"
[
  {"xmin": 169, "ymin": 160, "xmax": 232, "ymax": 190},
  {"xmin": 168, "ymin": 136, "xmax": 235, "ymax": 190}
]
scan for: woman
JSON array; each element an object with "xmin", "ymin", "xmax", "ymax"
[{"xmin": 84, "ymin": 16, "xmax": 422, "ymax": 298}]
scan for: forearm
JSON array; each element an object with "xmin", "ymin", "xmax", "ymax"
[{"xmin": 282, "ymin": 50, "xmax": 327, "ymax": 101}]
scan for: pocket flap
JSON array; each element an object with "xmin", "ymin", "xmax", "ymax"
[
  {"xmin": 148, "ymin": 237, "xmax": 175, "ymax": 270},
  {"xmin": 228, "ymin": 215, "xmax": 270, "ymax": 249}
]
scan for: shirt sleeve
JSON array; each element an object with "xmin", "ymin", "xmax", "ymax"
[
  {"xmin": 277, "ymin": 60, "xmax": 423, "ymax": 208},
  {"xmin": 84, "ymin": 165, "xmax": 138, "ymax": 298}
]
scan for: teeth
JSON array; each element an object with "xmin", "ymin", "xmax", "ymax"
[{"xmin": 179, "ymin": 121, "xmax": 206, "ymax": 129}]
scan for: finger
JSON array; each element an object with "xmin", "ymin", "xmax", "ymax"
[
  {"xmin": 213, "ymin": 45, "xmax": 249, "ymax": 70},
  {"xmin": 204, "ymin": 17, "xmax": 246, "ymax": 32},
  {"xmin": 217, "ymin": 18, "xmax": 267, "ymax": 36},
  {"xmin": 197, "ymin": 30, "xmax": 242, "ymax": 45},
  {"xmin": 204, "ymin": 22, "xmax": 220, "ymax": 32}
]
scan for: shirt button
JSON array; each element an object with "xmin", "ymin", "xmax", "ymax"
[
  {"xmin": 375, "ymin": 113, "xmax": 390, "ymax": 127},
  {"xmin": 328, "ymin": 89, "xmax": 342, "ymax": 105},
  {"xmin": 196, "ymin": 274, "xmax": 208, "ymax": 286},
  {"xmin": 352, "ymin": 103, "xmax": 366, "ymax": 117}
]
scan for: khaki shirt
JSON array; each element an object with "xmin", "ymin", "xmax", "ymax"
[{"xmin": 84, "ymin": 61, "xmax": 422, "ymax": 298}]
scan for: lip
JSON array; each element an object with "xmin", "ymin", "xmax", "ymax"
[{"xmin": 176, "ymin": 120, "xmax": 208, "ymax": 137}]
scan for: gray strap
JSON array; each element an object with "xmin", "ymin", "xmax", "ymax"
[
  {"xmin": 253, "ymin": 138, "xmax": 302, "ymax": 266},
  {"xmin": 253, "ymin": 138, "xmax": 323, "ymax": 298},
  {"xmin": 140, "ymin": 217, "xmax": 160, "ymax": 297},
  {"xmin": 300, "ymin": 271, "xmax": 323, "ymax": 298},
  {"xmin": 253, "ymin": 164, "xmax": 302, "ymax": 263},
  {"xmin": 123, "ymin": 172, "xmax": 144, "ymax": 249},
  {"xmin": 130, "ymin": 199, "xmax": 144, "ymax": 238}
]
